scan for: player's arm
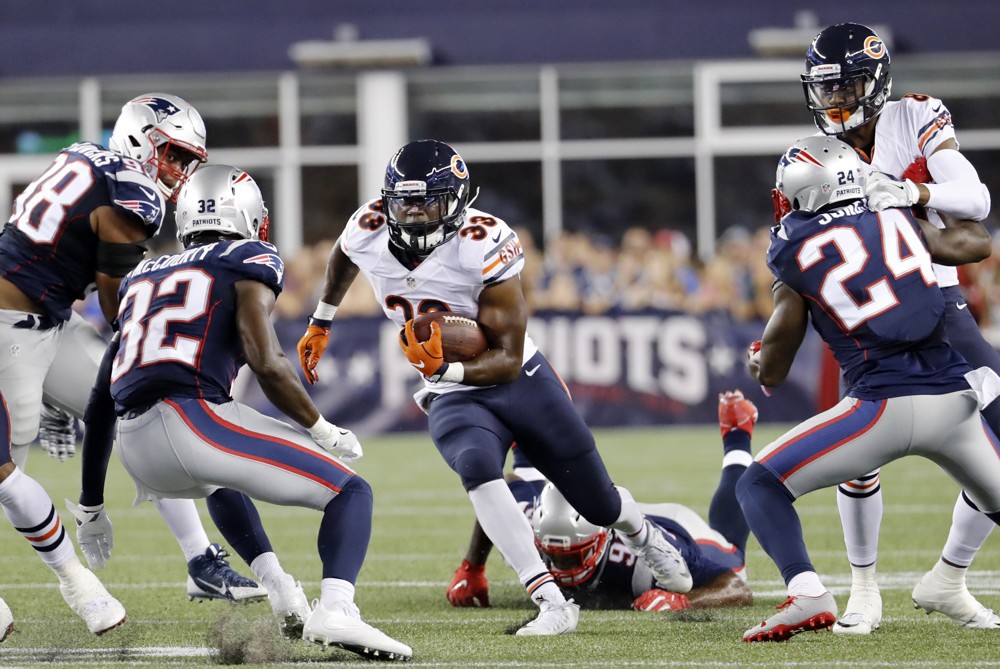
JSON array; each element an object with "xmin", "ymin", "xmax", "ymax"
[
  {"xmin": 238, "ymin": 279, "xmax": 325, "ymax": 428},
  {"xmin": 297, "ymin": 239, "xmax": 361, "ymax": 383},
  {"xmin": 920, "ymin": 140, "xmax": 991, "ymax": 220},
  {"xmin": 67, "ymin": 332, "xmax": 122, "ymax": 569},
  {"xmin": 749, "ymin": 281, "xmax": 808, "ymax": 388},
  {"xmin": 91, "ymin": 205, "xmax": 148, "ymax": 323},
  {"xmin": 918, "ymin": 212, "xmax": 992, "ymax": 266}
]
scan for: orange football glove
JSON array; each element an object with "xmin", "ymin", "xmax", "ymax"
[
  {"xmin": 399, "ymin": 319, "xmax": 446, "ymax": 380},
  {"xmin": 297, "ymin": 318, "xmax": 331, "ymax": 385},
  {"xmin": 446, "ymin": 559, "xmax": 490, "ymax": 607},
  {"xmin": 632, "ymin": 589, "xmax": 691, "ymax": 612}
]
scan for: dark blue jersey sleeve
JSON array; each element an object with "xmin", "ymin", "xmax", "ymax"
[{"xmin": 219, "ymin": 240, "xmax": 284, "ymax": 296}]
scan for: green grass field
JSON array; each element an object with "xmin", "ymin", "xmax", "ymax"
[{"xmin": 2, "ymin": 424, "xmax": 1000, "ymax": 668}]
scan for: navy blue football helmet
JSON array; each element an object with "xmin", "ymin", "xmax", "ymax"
[
  {"xmin": 801, "ymin": 23, "xmax": 892, "ymax": 135},
  {"xmin": 382, "ymin": 139, "xmax": 470, "ymax": 256}
]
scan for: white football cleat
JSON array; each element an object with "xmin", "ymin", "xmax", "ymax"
[
  {"xmin": 632, "ymin": 520, "xmax": 692, "ymax": 593},
  {"xmin": 303, "ymin": 599, "xmax": 412, "ymax": 661},
  {"xmin": 516, "ymin": 597, "xmax": 580, "ymax": 636},
  {"xmin": 267, "ymin": 574, "xmax": 312, "ymax": 639},
  {"xmin": 912, "ymin": 570, "xmax": 1000, "ymax": 628},
  {"xmin": 833, "ymin": 585, "xmax": 882, "ymax": 635},
  {"xmin": 0, "ymin": 597, "xmax": 13, "ymax": 643},
  {"xmin": 59, "ymin": 568, "xmax": 126, "ymax": 635}
]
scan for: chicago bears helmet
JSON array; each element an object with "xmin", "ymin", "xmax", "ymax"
[
  {"xmin": 801, "ymin": 23, "xmax": 892, "ymax": 135},
  {"xmin": 773, "ymin": 136, "xmax": 866, "ymax": 218},
  {"xmin": 109, "ymin": 93, "xmax": 208, "ymax": 201},
  {"xmin": 382, "ymin": 139, "xmax": 470, "ymax": 256},
  {"xmin": 530, "ymin": 483, "xmax": 609, "ymax": 587},
  {"xmin": 175, "ymin": 165, "xmax": 269, "ymax": 247}
]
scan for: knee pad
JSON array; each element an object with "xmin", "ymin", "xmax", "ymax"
[
  {"xmin": 453, "ymin": 447, "xmax": 504, "ymax": 491},
  {"xmin": 735, "ymin": 462, "xmax": 793, "ymax": 506},
  {"xmin": 339, "ymin": 475, "xmax": 373, "ymax": 501}
]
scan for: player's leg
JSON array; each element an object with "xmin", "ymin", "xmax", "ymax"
[
  {"xmin": 505, "ymin": 354, "xmax": 691, "ymax": 594},
  {"xmin": 913, "ymin": 289, "xmax": 1000, "ymax": 624},
  {"xmin": 710, "ymin": 390, "xmax": 757, "ymax": 556},
  {"xmin": 834, "ymin": 469, "xmax": 884, "ymax": 635},
  {"xmin": 910, "ymin": 391, "xmax": 1000, "ymax": 628},
  {"xmin": 738, "ymin": 396, "xmax": 909, "ymax": 642},
  {"xmin": 44, "ymin": 313, "xmax": 263, "ymax": 602},
  {"xmin": 430, "ymin": 390, "xmax": 578, "ymax": 636},
  {"xmin": 0, "ymin": 318, "xmax": 125, "ymax": 635},
  {"xmin": 116, "ymin": 398, "xmax": 410, "ymax": 658}
]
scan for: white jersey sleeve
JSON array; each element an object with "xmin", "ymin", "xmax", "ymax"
[
  {"xmin": 896, "ymin": 94, "xmax": 957, "ymax": 158},
  {"xmin": 339, "ymin": 198, "xmax": 391, "ymax": 272}
]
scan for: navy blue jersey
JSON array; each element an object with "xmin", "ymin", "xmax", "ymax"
[
  {"xmin": 0, "ymin": 142, "xmax": 163, "ymax": 322},
  {"xmin": 767, "ymin": 202, "xmax": 971, "ymax": 399},
  {"xmin": 510, "ymin": 480, "xmax": 738, "ymax": 608},
  {"xmin": 110, "ymin": 239, "xmax": 284, "ymax": 411}
]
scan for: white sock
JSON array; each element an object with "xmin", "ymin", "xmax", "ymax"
[
  {"xmin": 467, "ymin": 480, "xmax": 560, "ymax": 600},
  {"xmin": 249, "ymin": 552, "xmax": 284, "ymax": 590},
  {"xmin": 0, "ymin": 468, "xmax": 75, "ymax": 567},
  {"xmin": 849, "ymin": 564, "xmax": 879, "ymax": 592},
  {"xmin": 941, "ymin": 493, "xmax": 994, "ymax": 567},
  {"xmin": 931, "ymin": 556, "xmax": 968, "ymax": 584},
  {"xmin": 320, "ymin": 578, "xmax": 356, "ymax": 612},
  {"xmin": 609, "ymin": 486, "xmax": 645, "ymax": 538},
  {"xmin": 837, "ymin": 471, "xmax": 882, "ymax": 568},
  {"xmin": 152, "ymin": 497, "xmax": 211, "ymax": 562},
  {"xmin": 788, "ymin": 571, "xmax": 826, "ymax": 598}
]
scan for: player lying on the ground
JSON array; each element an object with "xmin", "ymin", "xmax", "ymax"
[
  {"xmin": 80, "ymin": 165, "xmax": 411, "ymax": 661},
  {"xmin": 447, "ymin": 390, "xmax": 757, "ymax": 612}
]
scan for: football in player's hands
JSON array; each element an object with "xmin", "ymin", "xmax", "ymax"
[{"xmin": 408, "ymin": 312, "xmax": 488, "ymax": 362}]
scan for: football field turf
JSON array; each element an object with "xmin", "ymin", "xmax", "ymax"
[{"xmin": 2, "ymin": 423, "xmax": 999, "ymax": 667}]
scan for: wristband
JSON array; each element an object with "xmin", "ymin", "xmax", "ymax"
[
  {"xmin": 438, "ymin": 362, "xmax": 465, "ymax": 383},
  {"xmin": 307, "ymin": 416, "xmax": 333, "ymax": 439},
  {"xmin": 312, "ymin": 302, "xmax": 338, "ymax": 321}
]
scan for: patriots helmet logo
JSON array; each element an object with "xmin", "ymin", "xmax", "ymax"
[
  {"xmin": 243, "ymin": 253, "xmax": 284, "ymax": 283},
  {"xmin": 133, "ymin": 96, "xmax": 181, "ymax": 124}
]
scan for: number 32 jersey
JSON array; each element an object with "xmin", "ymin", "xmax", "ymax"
[
  {"xmin": 766, "ymin": 202, "xmax": 971, "ymax": 399},
  {"xmin": 110, "ymin": 239, "xmax": 284, "ymax": 412},
  {"xmin": 0, "ymin": 141, "xmax": 164, "ymax": 322}
]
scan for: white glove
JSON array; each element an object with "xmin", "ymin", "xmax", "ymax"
[
  {"xmin": 65, "ymin": 500, "xmax": 113, "ymax": 569},
  {"xmin": 308, "ymin": 418, "xmax": 363, "ymax": 463},
  {"xmin": 865, "ymin": 172, "xmax": 921, "ymax": 212},
  {"xmin": 40, "ymin": 403, "xmax": 77, "ymax": 462}
]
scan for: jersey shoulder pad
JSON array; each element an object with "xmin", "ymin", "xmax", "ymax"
[
  {"xmin": 340, "ymin": 198, "xmax": 388, "ymax": 258},
  {"xmin": 219, "ymin": 239, "xmax": 284, "ymax": 293},
  {"xmin": 894, "ymin": 94, "xmax": 955, "ymax": 155},
  {"xmin": 67, "ymin": 142, "xmax": 165, "ymax": 234},
  {"xmin": 463, "ymin": 209, "xmax": 524, "ymax": 286}
]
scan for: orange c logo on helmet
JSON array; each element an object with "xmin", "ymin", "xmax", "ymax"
[
  {"xmin": 450, "ymin": 154, "xmax": 468, "ymax": 179},
  {"xmin": 864, "ymin": 36, "xmax": 886, "ymax": 59}
]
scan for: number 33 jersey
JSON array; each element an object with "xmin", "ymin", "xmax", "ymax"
[
  {"xmin": 0, "ymin": 142, "xmax": 164, "ymax": 322},
  {"xmin": 110, "ymin": 239, "xmax": 284, "ymax": 412},
  {"xmin": 766, "ymin": 202, "xmax": 971, "ymax": 399},
  {"xmin": 340, "ymin": 199, "xmax": 538, "ymax": 395}
]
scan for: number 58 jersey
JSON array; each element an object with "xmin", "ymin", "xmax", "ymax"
[{"xmin": 110, "ymin": 239, "xmax": 284, "ymax": 412}]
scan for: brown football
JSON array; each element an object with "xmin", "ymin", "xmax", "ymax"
[{"xmin": 411, "ymin": 312, "xmax": 488, "ymax": 362}]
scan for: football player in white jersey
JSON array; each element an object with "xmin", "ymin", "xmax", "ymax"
[
  {"xmin": 801, "ymin": 23, "xmax": 997, "ymax": 633},
  {"xmin": 298, "ymin": 139, "xmax": 694, "ymax": 636}
]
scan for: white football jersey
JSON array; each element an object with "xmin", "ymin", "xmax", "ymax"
[
  {"xmin": 868, "ymin": 95, "xmax": 959, "ymax": 286},
  {"xmin": 340, "ymin": 200, "xmax": 538, "ymax": 402}
]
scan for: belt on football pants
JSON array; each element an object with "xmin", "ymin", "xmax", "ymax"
[
  {"xmin": 120, "ymin": 402, "xmax": 159, "ymax": 420},
  {"xmin": 13, "ymin": 313, "xmax": 57, "ymax": 330}
]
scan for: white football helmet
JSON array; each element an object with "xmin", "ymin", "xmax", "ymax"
[
  {"xmin": 109, "ymin": 93, "xmax": 208, "ymax": 201},
  {"xmin": 531, "ymin": 483, "xmax": 609, "ymax": 587},
  {"xmin": 773, "ymin": 135, "xmax": 867, "ymax": 219},
  {"xmin": 175, "ymin": 165, "xmax": 269, "ymax": 247}
]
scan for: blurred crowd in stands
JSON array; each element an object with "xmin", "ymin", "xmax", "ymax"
[{"xmin": 84, "ymin": 223, "xmax": 1000, "ymax": 348}]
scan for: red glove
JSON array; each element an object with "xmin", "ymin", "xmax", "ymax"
[
  {"xmin": 901, "ymin": 157, "xmax": 932, "ymax": 184},
  {"xmin": 446, "ymin": 559, "xmax": 490, "ymax": 607},
  {"xmin": 297, "ymin": 319, "xmax": 331, "ymax": 384},
  {"xmin": 399, "ymin": 319, "xmax": 446, "ymax": 380},
  {"xmin": 632, "ymin": 589, "xmax": 691, "ymax": 612}
]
